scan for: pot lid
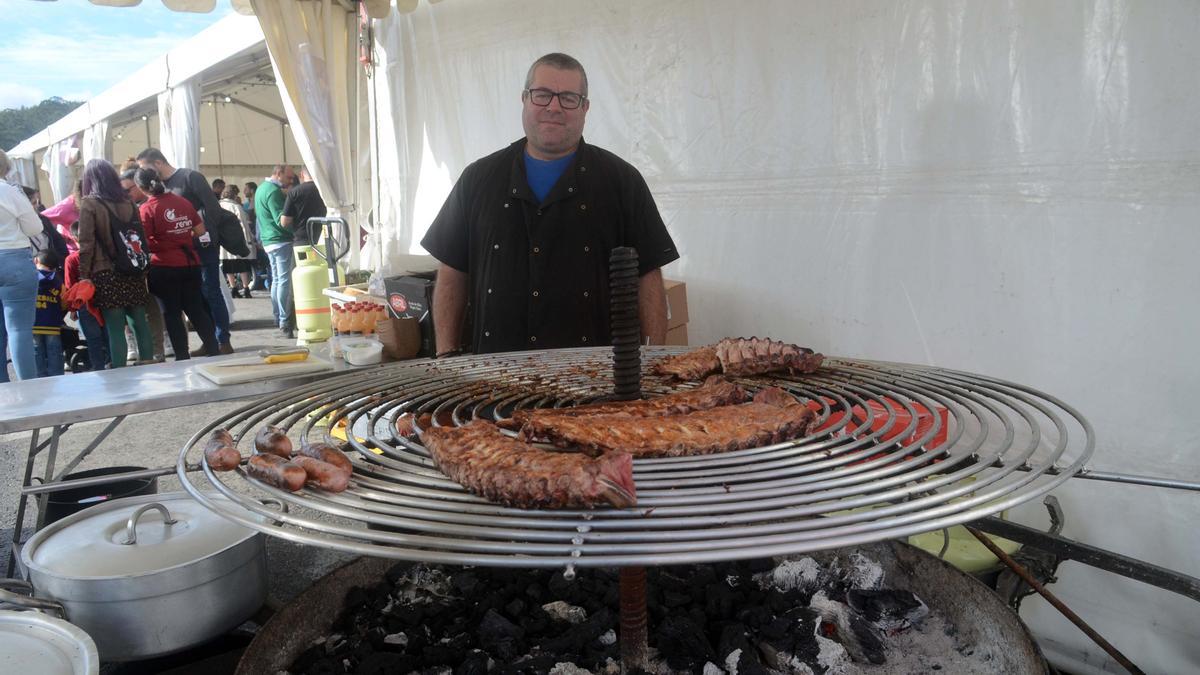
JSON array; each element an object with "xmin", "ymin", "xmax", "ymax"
[
  {"xmin": 25, "ymin": 492, "xmax": 260, "ymax": 578},
  {"xmin": 0, "ymin": 610, "xmax": 98, "ymax": 675}
]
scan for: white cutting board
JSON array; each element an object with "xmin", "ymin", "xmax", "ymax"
[{"xmin": 196, "ymin": 355, "xmax": 334, "ymax": 385}]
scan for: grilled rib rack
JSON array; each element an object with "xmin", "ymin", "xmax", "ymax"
[{"xmin": 177, "ymin": 347, "xmax": 1093, "ymax": 569}]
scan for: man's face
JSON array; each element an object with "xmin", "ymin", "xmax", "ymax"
[
  {"xmin": 137, "ymin": 158, "xmax": 166, "ymax": 174},
  {"xmin": 522, "ymin": 65, "xmax": 589, "ymax": 160},
  {"xmin": 279, "ymin": 168, "xmax": 296, "ymax": 186}
]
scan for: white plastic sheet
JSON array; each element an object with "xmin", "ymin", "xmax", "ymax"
[
  {"xmin": 39, "ymin": 135, "xmax": 80, "ymax": 203},
  {"xmin": 81, "ymin": 120, "xmax": 109, "ymax": 165},
  {"xmin": 371, "ymin": 1, "xmax": 1200, "ymax": 672},
  {"xmin": 157, "ymin": 78, "xmax": 201, "ymax": 169}
]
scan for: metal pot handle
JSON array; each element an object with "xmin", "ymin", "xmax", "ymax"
[
  {"xmin": 122, "ymin": 503, "xmax": 178, "ymax": 545},
  {"xmin": 0, "ymin": 580, "xmax": 67, "ymax": 619}
]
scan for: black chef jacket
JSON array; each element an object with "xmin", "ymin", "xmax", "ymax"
[{"xmin": 422, "ymin": 138, "xmax": 679, "ymax": 354}]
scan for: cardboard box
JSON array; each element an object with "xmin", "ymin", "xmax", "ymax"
[
  {"xmin": 665, "ymin": 324, "xmax": 688, "ymax": 346},
  {"xmin": 383, "ymin": 274, "xmax": 436, "ymax": 357},
  {"xmin": 664, "ymin": 279, "xmax": 688, "ymax": 329}
]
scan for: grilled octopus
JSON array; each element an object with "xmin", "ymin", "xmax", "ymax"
[
  {"xmin": 421, "ymin": 420, "xmax": 637, "ymax": 509},
  {"xmin": 519, "ymin": 386, "xmax": 817, "ymax": 458},
  {"xmin": 651, "ymin": 337, "xmax": 825, "ymax": 381}
]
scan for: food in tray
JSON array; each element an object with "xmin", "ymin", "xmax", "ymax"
[
  {"xmin": 254, "ymin": 425, "xmax": 294, "ymax": 458},
  {"xmin": 421, "ymin": 420, "xmax": 637, "ymax": 509},
  {"xmin": 292, "ymin": 456, "xmax": 351, "ymax": 492},
  {"xmin": 518, "ymin": 386, "xmax": 817, "ymax": 458},
  {"xmin": 202, "ymin": 428, "xmax": 242, "ymax": 471},
  {"xmin": 246, "ymin": 453, "xmax": 307, "ymax": 492},
  {"xmin": 496, "ymin": 375, "xmax": 750, "ymax": 429},
  {"xmin": 651, "ymin": 336, "xmax": 824, "ymax": 380},
  {"xmin": 297, "ymin": 441, "xmax": 354, "ymax": 475}
]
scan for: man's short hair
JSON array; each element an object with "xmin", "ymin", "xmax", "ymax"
[
  {"xmin": 136, "ymin": 148, "xmax": 168, "ymax": 164},
  {"xmin": 272, "ymin": 164, "xmax": 288, "ymax": 177},
  {"xmin": 525, "ymin": 53, "xmax": 588, "ymax": 96},
  {"xmin": 212, "ymin": 178, "xmax": 225, "ymax": 187}
]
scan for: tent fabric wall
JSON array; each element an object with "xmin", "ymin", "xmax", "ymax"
[
  {"xmin": 81, "ymin": 120, "xmax": 109, "ymax": 165},
  {"xmin": 253, "ymin": 0, "xmax": 364, "ymax": 262},
  {"xmin": 370, "ymin": 1, "xmax": 1200, "ymax": 673},
  {"xmin": 158, "ymin": 78, "xmax": 202, "ymax": 170},
  {"xmin": 39, "ymin": 135, "xmax": 80, "ymax": 203}
]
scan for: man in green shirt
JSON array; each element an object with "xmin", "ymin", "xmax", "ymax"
[{"xmin": 255, "ymin": 164, "xmax": 296, "ymax": 339}]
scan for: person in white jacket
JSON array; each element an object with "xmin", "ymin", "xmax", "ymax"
[{"xmin": 0, "ymin": 149, "xmax": 44, "ymax": 382}]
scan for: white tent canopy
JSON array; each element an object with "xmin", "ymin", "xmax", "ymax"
[{"xmin": 7, "ymin": 14, "xmax": 301, "ymax": 201}]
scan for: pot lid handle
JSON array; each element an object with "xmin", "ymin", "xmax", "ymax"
[
  {"xmin": 0, "ymin": 580, "xmax": 67, "ymax": 619},
  {"xmin": 122, "ymin": 503, "xmax": 179, "ymax": 545}
]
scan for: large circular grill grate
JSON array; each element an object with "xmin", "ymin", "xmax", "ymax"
[{"xmin": 177, "ymin": 347, "xmax": 1092, "ymax": 569}]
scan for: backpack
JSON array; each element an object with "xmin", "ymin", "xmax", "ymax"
[
  {"xmin": 99, "ymin": 200, "xmax": 151, "ymax": 274},
  {"xmin": 216, "ymin": 207, "xmax": 250, "ymax": 257}
]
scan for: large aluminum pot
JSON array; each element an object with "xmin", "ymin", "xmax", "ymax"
[{"xmin": 10, "ymin": 491, "xmax": 271, "ymax": 661}]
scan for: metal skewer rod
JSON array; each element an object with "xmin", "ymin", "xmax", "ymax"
[
  {"xmin": 619, "ymin": 567, "xmax": 649, "ymax": 671},
  {"xmin": 965, "ymin": 525, "xmax": 1145, "ymax": 675}
]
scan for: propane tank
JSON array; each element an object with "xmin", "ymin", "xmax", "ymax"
[{"xmin": 293, "ymin": 242, "xmax": 345, "ymax": 344}]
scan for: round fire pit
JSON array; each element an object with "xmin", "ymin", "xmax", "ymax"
[{"xmin": 236, "ymin": 541, "xmax": 1045, "ymax": 674}]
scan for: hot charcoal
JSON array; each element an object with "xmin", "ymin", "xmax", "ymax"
[{"xmin": 286, "ymin": 555, "xmax": 974, "ymax": 674}]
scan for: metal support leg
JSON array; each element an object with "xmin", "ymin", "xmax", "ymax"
[
  {"xmin": 7, "ymin": 429, "xmax": 41, "ymax": 577},
  {"xmin": 34, "ymin": 426, "xmax": 64, "ymax": 531},
  {"xmin": 52, "ymin": 416, "xmax": 125, "ymax": 481}
]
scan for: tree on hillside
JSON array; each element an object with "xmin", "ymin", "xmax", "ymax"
[{"xmin": 0, "ymin": 97, "xmax": 83, "ymax": 152}]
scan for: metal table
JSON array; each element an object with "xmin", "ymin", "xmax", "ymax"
[{"xmin": 1, "ymin": 354, "xmax": 352, "ymax": 576}]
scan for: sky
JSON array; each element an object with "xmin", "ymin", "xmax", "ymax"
[{"xmin": 0, "ymin": 0, "xmax": 234, "ymax": 110}]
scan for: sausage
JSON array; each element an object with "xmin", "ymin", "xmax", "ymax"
[
  {"xmin": 254, "ymin": 425, "xmax": 293, "ymax": 458},
  {"xmin": 292, "ymin": 456, "xmax": 350, "ymax": 493},
  {"xmin": 296, "ymin": 442, "xmax": 353, "ymax": 476},
  {"xmin": 203, "ymin": 437, "xmax": 242, "ymax": 472},
  {"xmin": 209, "ymin": 428, "xmax": 235, "ymax": 446},
  {"xmin": 246, "ymin": 454, "xmax": 306, "ymax": 492}
]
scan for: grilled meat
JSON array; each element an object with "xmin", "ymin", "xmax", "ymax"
[
  {"xmin": 421, "ymin": 420, "xmax": 636, "ymax": 509},
  {"xmin": 498, "ymin": 375, "xmax": 749, "ymax": 430},
  {"xmin": 650, "ymin": 338, "xmax": 823, "ymax": 380},
  {"xmin": 716, "ymin": 336, "xmax": 824, "ymax": 377},
  {"xmin": 519, "ymin": 387, "xmax": 817, "ymax": 458},
  {"xmin": 649, "ymin": 345, "xmax": 721, "ymax": 381}
]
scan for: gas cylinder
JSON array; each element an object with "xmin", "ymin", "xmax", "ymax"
[{"xmin": 292, "ymin": 243, "xmax": 345, "ymax": 344}]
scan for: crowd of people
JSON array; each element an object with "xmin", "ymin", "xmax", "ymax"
[{"xmin": 0, "ymin": 146, "xmax": 324, "ymax": 381}]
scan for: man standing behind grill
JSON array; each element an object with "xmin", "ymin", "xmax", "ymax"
[{"xmin": 422, "ymin": 52, "xmax": 678, "ymax": 356}]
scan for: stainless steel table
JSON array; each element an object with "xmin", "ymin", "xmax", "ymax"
[{"xmin": 1, "ymin": 354, "xmax": 352, "ymax": 576}]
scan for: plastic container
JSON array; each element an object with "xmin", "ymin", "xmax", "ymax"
[
  {"xmin": 343, "ymin": 339, "xmax": 383, "ymax": 366},
  {"xmin": 42, "ymin": 466, "xmax": 159, "ymax": 525}
]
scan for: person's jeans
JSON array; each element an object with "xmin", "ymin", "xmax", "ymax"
[
  {"xmin": 267, "ymin": 245, "xmax": 295, "ymax": 330},
  {"xmin": 0, "ymin": 247, "xmax": 38, "ymax": 382},
  {"xmin": 77, "ymin": 309, "xmax": 108, "ymax": 370},
  {"xmin": 33, "ymin": 332, "xmax": 64, "ymax": 377},
  {"xmin": 199, "ymin": 259, "xmax": 232, "ymax": 345}
]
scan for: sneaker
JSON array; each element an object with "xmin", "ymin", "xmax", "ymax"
[
  {"xmin": 242, "ymin": 289, "xmax": 253, "ymax": 299},
  {"xmin": 190, "ymin": 346, "xmax": 208, "ymax": 358},
  {"xmin": 280, "ymin": 327, "xmax": 296, "ymax": 340},
  {"xmin": 219, "ymin": 342, "xmax": 235, "ymax": 355}
]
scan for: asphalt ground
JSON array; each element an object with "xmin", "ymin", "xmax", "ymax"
[{"xmin": 0, "ymin": 288, "xmax": 359, "ymax": 603}]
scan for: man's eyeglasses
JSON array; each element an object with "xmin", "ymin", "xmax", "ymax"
[{"xmin": 525, "ymin": 88, "xmax": 586, "ymax": 110}]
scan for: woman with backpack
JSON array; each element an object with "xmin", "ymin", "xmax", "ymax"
[
  {"xmin": 76, "ymin": 159, "xmax": 154, "ymax": 368},
  {"xmin": 136, "ymin": 167, "xmax": 220, "ymax": 360}
]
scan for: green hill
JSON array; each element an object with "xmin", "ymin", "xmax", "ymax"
[{"xmin": 1, "ymin": 97, "xmax": 83, "ymax": 152}]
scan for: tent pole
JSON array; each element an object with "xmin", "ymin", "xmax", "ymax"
[
  {"xmin": 281, "ymin": 122, "xmax": 288, "ymax": 164},
  {"xmin": 144, "ymin": 116, "xmax": 151, "ymax": 147},
  {"xmin": 213, "ymin": 96, "xmax": 224, "ymax": 179}
]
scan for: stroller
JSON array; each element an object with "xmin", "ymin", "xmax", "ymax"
[{"xmin": 60, "ymin": 314, "xmax": 93, "ymax": 374}]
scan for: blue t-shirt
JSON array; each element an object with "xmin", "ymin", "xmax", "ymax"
[{"xmin": 524, "ymin": 151, "xmax": 575, "ymax": 203}]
